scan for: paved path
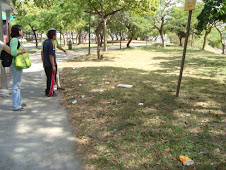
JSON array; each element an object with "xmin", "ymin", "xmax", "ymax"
[
  {"xmin": 0, "ymin": 50, "xmax": 83, "ymax": 170},
  {"xmin": 0, "ymin": 43, "xmax": 150, "ymax": 169}
]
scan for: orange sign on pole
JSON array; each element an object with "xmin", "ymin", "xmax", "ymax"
[{"xmin": 184, "ymin": 0, "xmax": 197, "ymax": 11}]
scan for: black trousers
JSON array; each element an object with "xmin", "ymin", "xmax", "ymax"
[{"xmin": 44, "ymin": 66, "xmax": 57, "ymax": 96}]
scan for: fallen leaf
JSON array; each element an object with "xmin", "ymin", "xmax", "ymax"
[{"xmin": 214, "ymin": 148, "xmax": 220, "ymax": 153}]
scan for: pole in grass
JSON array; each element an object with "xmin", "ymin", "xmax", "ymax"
[
  {"xmin": 176, "ymin": 0, "xmax": 197, "ymax": 97},
  {"xmin": 88, "ymin": 13, "xmax": 91, "ymax": 55}
]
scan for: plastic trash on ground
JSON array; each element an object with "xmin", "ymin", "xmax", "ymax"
[
  {"xmin": 72, "ymin": 100, "xmax": 77, "ymax": 104},
  {"xmin": 41, "ymin": 70, "xmax": 46, "ymax": 79},
  {"xmin": 117, "ymin": 84, "xmax": 133, "ymax": 88},
  {"xmin": 179, "ymin": 155, "xmax": 194, "ymax": 166},
  {"xmin": 138, "ymin": 103, "xmax": 144, "ymax": 106}
]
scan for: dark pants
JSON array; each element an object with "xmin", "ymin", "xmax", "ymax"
[{"xmin": 44, "ymin": 66, "xmax": 57, "ymax": 96}]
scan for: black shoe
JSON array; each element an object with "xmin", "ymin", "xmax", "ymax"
[
  {"xmin": 57, "ymin": 87, "xmax": 65, "ymax": 90},
  {"xmin": 13, "ymin": 107, "xmax": 25, "ymax": 111},
  {"xmin": 21, "ymin": 103, "xmax": 27, "ymax": 107}
]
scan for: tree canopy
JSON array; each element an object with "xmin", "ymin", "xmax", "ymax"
[{"xmin": 197, "ymin": 0, "xmax": 226, "ymax": 31}]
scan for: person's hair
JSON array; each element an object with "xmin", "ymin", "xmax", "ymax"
[
  {"xmin": 11, "ymin": 25, "xmax": 22, "ymax": 38},
  {"xmin": 47, "ymin": 30, "xmax": 56, "ymax": 39}
]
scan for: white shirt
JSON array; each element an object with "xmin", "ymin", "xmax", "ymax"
[{"xmin": 0, "ymin": 40, "xmax": 5, "ymax": 53}]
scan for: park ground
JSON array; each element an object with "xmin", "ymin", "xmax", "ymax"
[{"xmin": 57, "ymin": 43, "xmax": 225, "ymax": 169}]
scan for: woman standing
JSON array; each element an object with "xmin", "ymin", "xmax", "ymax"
[{"xmin": 10, "ymin": 25, "xmax": 27, "ymax": 111}]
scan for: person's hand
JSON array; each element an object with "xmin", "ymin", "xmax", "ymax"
[
  {"xmin": 23, "ymin": 48, "xmax": 28, "ymax": 53},
  {"xmin": 64, "ymin": 50, "xmax": 69, "ymax": 56},
  {"xmin": 52, "ymin": 66, "xmax": 56, "ymax": 72}
]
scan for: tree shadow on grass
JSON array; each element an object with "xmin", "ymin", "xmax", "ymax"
[{"xmin": 61, "ymin": 65, "xmax": 225, "ymax": 169}]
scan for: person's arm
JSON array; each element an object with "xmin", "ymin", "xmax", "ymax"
[
  {"xmin": 48, "ymin": 41, "xmax": 56, "ymax": 72},
  {"xmin": 10, "ymin": 38, "xmax": 27, "ymax": 57},
  {"xmin": 57, "ymin": 45, "xmax": 68, "ymax": 55},
  {"xmin": 2, "ymin": 44, "xmax": 11, "ymax": 54},
  {"xmin": 0, "ymin": 40, "xmax": 10, "ymax": 54},
  {"xmin": 49, "ymin": 55, "xmax": 56, "ymax": 72},
  {"xmin": 41, "ymin": 51, "xmax": 44, "ymax": 67}
]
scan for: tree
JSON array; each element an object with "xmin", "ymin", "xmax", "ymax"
[
  {"xmin": 117, "ymin": 12, "xmax": 151, "ymax": 48},
  {"xmin": 213, "ymin": 22, "xmax": 226, "ymax": 54},
  {"xmin": 80, "ymin": 0, "xmax": 158, "ymax": 59},
  {"xmin": 150, "ymin": 0, "xmax": 176, "ymax": 48},
  {"xmin": 197, "ymin": 0, "xmax": 226, "ymax": 53},
  {"xmin": 166, "ymin": 2, "xmax": 203, "ymax": 47},
  {"xmin": 13, "ymin": 1, "xmax": 42, "ymax": 47}
]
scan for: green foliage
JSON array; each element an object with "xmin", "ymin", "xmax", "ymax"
[
  {"xmin": 80, "ymin": 0, "xmax": 158, "ymax": 17},
  {"xmin": 208, "ymin": 28, "xmax": 224, "ymax": 49},
  {"xmin": 197, "ymin": 0, "xmax": 226, "ymax": 31}
]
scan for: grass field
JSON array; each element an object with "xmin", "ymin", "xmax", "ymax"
[{"xmin": 59, "ymin": 44, "xmax": 225, "ymax": 169}]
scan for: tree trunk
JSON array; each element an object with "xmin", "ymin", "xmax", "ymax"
[
  {"xmin": 29, "ymin": 24, "xmax": 38, "ymax": 48},
  {"xmin": 103, "ymin": 18, "xmax": 107, "ymax": 51},
  {"xmin": 110, "ymin": 34, "xmax": 114, "ymax": 45},
  {"xmin": 78, "ymin": 29, "xmax": 82, "ymax": 45},
  {"xmin": 202, "ymin": 30, "xmax": 210, "ymax": 50},
  {"xmin": 100, "ymin": 33, "xmax": 103, "ymax": 47},
  {"xmin": 215, "ymin": 26, "xmax": 225, "ymax": 54},
  {"xmin": 160, "ymin": 30, "xmax": 165, "ymax": 48},
  {"xmin": 95, "ymin": 23, "xmax": 103, "ymax": 60},
  {"xmin": 62, "ymin": 33, "xmax": 66, "ymax": 46},
  {"xmin": 116, "ymin": 34, "xmax": 119, "ymax": 41},
  {"xmin": 179, "ymin": 36, "xmax": 183, "ymax": 46},
  {"xmin": 160, "ymin": 17, "xmax": 165, "ymax": 48},
  {"xmin": 127, "ymin": 32, "xmax": 134, "ymax": 48}
]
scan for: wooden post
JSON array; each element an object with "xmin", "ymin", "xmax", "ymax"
[
  {"xmin": 176, "ymin": 10, "xmax": 192, "ymax": 97},
  {"xmin": 88, "ymin": 13, "xmax": 91, "ymax": 55},
  {"xmin": 0, "ymin": 0, "xmax": 8, "ymax": 89},
  {"xmin": 6, "ymin": 10, "xmax": 11, "ymax": 42},
  {"xmin": 120, "ymin": 31, "xmax": 122, "ymax": 50}
]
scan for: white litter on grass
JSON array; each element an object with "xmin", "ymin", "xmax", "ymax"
[
  {"xmin": 79, "ymin": 84, "xmax": 82, "ymax": 86},
  {"xmin": 186, "ymin": 114, "xmax": 191, "ymax": 117},
  {"xmin": 117, "ymin": 84, "xmax": 133, "ymax": 88},
  {"xmin": 81, "ymin": 95, "xmax": 85, "ymax": 99},
  {"xmin": 58, "ymin": 68, "xmax": 64, "ymax": 71},
  {"xmin": 72, "ymin": 100, "xmax": 77, "ymax": 104},
  {"xmin": 138, "ymin": 103, "xmax": 144, "ymax": 106},
  {"xmin": 73, "ymin": 68, "xmax": 76, "ymax": 70}
]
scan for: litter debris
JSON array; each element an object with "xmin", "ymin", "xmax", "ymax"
[
  {"xmin": 81, "ymin": 95, "xmax": 85, "ymax": 99},
  {"xmin": 199, "ymin": 152, "xmax": 209, "ymax": 156},
  {"xmin": 186, "ymin": 114, "xmax": 191, "ymax": 117},
  {"xmin": 73, "ymin": 68, "xmax": 76, "ymax": 70},
  {"xmin": 179, "ymin": 155, "xmax": 194, "ymax": 166},
  {"xmin": 138, "ymin": 103, "xmax": 144, "ymax": 106},
  {"xmin": 117, "ymin": 84, "xmax": 133, "ymax": 88},
  {"xmin": 58, "ymin": 68, "xmax": 64, "ymax": 71},
  {"xmin": 72, "ymin": 100, "xmax": 77, "ymax": 104},
  {"xmin": 41, "ymin": 71, "xmax": 46, "ymax": 79},
  {"xmin": 79, "ymin": 84, "xmax": 82, "ymax": 86}
]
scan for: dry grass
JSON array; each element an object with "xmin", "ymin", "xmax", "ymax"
[{"xmin": 59, "ymin": 45, "xmax": 226, "ymax": 169}]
